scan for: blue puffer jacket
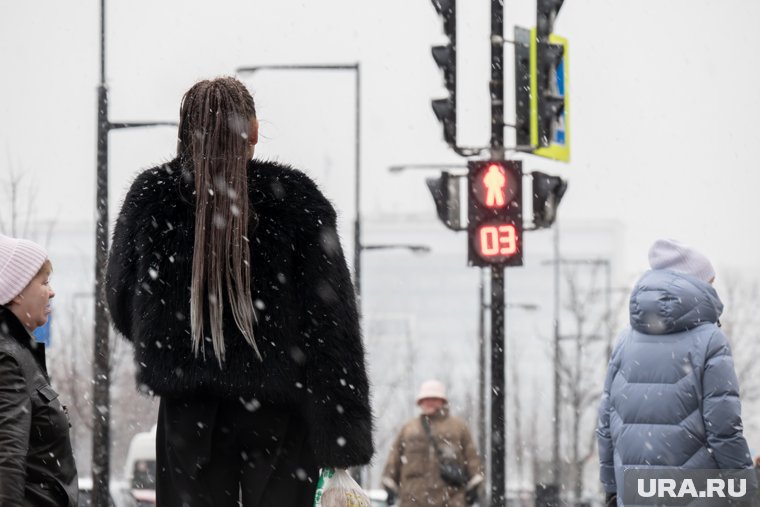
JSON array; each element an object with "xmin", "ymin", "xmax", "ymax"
[{"xmin": 597, "ymin": 269, "xmax": 752, "ymax": 498}]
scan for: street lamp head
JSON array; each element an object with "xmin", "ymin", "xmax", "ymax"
[
  {"xmin": 506, "ymin": 302, "xmax": 540, "ymax": 311},
  {"xmin": 236, "ymin": 66, "xmax": 261, "ymax": 75},
  {"xmin": 409, "ymin": 245, "xmax": 433, "ymax": 255},
  {"xmin": 361, "ymin": 244, "xmax": 432, "ymax": 254}
]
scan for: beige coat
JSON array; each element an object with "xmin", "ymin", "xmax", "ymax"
[{"xmin": 382, "ymin": 408, "xmax": 483, "ymax": 507}]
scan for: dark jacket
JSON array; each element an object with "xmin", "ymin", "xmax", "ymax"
[
  {"xmin": 105, "ymin": 158, "xmax": 373, "ymax": 468},
  {"xmin": 597, "ymin": 269, "xmax": 752, "ymax": 503},
  {"xmin": 0, "ymin": 306, "xmax": 78, "ymax": 506}
]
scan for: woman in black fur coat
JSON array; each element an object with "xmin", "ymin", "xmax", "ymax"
[{"xmin": 106, "ymin": 77, "xmax": 373, "ymax": 507}]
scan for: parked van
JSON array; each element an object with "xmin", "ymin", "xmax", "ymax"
[{"xmin": 122, "ymin": 425, "xmax": 157, "ymax": 506}]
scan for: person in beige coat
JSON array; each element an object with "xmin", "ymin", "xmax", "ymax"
[{"xmin": 382, "ymin": 380, "xmax": 483, "ymax": 507}]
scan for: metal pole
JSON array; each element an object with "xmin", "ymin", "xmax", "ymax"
[
  {"xmin": 552, "ymin": 222, "xmax": 561, "ymax": 493},
  {"xmin": 490, "ymin": 0, "xmax": 506, "ymax": 505},
  {"xmin": 605, "ymin": 260, "xmax": 611, "ymax": 341},
  {"xmin": 93, "ymin": 0, "xmax": 111, "ymax": 504},
  {"xmin": 478, "ymin": 268, "xmax": 486, "ymax": 460},
  {"xmin": 352, "ymin": 62, "xmax": 364, "ymax": 488},
  {"xmin": 490, "ymin": 267, "xmax": 505, "ymax": 507},
  {"xmin": 353, "ymin": 63, "xmax": 362, "ymax": 302},
  {"xmin": 490, "ymin": 0, "xmax": 505, "ymax": 161}
]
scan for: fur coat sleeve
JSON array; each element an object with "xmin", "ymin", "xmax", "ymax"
[
  {"xmin": 105, "ymin": 170, "xmax": 155, "ymax": 341},
  {"xmin": 292, "ymin": 173, "xmax": 374, "ymax": 468}
]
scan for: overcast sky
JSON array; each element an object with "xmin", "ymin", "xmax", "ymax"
[{"xmin": 1, "ymin": 0, "xmax": 758, "ymax": 278}]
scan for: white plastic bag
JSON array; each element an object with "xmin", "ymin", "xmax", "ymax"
[{"xmin": 316, "ymin": 468, "xmax": 371, "ymax": 507}]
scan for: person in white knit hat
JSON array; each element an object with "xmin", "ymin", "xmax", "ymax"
[
  {"xmin": 647, "ymin": 238, "xmax": 716, "ymax": 284},
  {"xmin": 0, "ymin": 235, "xmax": 78, "ymax": 505},
  {"xmin": 382, "ymin": 380, "xmax": 483, "ymax": 507}
]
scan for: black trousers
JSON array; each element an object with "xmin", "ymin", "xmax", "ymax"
[{"xmin": 156, "ymin": 397, "xmax": 318, "ymax": 507}]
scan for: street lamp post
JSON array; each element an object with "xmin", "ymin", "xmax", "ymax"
[
  {"xmin": 94, "ymin": 2, "xmax": 176, "ymax": 505},
  {"xmin": 235, "ymin": 63, "xmax": 363, "ymax": 296}
]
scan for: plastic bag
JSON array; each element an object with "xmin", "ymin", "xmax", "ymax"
[
  {"xmin": 314, "ymin": 468, "xmax": 335, "ymax": 507},
  {"xmin": 315, "ymin": 468, "xmax": 371, "ymax": 507}
]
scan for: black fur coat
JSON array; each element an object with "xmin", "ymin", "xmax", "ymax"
[{"xmin": 105, "ymin": 157, "xmax": 373, "ymax": 468}]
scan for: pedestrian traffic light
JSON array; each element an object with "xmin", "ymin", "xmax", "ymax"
[
  {"xmin": 467, "ymin": 160, "xmax": 523, "ymax": 267},
  {"xmin": 430, "ymin": 0, "xmax": 456, "ymax": 148},
  {"xmin": 532, "ymin": 171, "xmax": 567, "ymax": 229},
  {"xmin": 426, "ymin": 172, "xmax": 465, "ymax": 231}
]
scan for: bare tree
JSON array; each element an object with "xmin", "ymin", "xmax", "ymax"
[
  {"xmin": 719, "ymin": 272, "xmax": 760, "ymax": 402},
  {"xmin": 0, "ymin": 162, "xmax": 56, "ymax": 245},
  {"xmin": 364, "ymin": 315, "xmax": 419, "ymax": 488},
  {"xmin": 47, "ymin": 294, "xmax": 159, "ymax": 478},
  {"xmin": 509, "ymin": 335, "xmax": 526, "ymax": 489},
  {"xmin": 558, "ymin": 263, "xmax": 627, "ymax": 504}
]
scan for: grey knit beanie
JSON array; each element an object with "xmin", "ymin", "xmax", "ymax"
[{"xmin": 648, "ymin": 239, "xmax": 715, "ymax": 283}]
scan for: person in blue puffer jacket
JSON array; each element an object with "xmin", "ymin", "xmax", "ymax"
[{"xmin": 596, "ymin": 239, "xmax": 753, "ymax": 507}]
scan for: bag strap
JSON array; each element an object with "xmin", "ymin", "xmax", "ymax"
[{"xmin": 420, "ymin": 416, "xmax": 445, "ymax": 464}]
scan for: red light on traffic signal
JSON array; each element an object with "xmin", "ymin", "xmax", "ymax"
[
  {"xmin": 472, "ymin": 162, "xmax": 517, "ymax": 210},
  {"xmin": 483, "ymin": 164, "xmax": 507, "ymax": 208}
]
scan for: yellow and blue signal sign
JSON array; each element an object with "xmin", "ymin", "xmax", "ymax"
[{"xmin": 531, "ymin": 29, "xmax": 570, "ymax": 162}]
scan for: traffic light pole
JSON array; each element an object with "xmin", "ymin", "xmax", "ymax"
[
  {"xmin": 489, "ymin": 0, "xmax": 506, "ymax": 505},
  {"xmin": 93, "ymin": 7, "xmax": 109, "ymax": 500}
]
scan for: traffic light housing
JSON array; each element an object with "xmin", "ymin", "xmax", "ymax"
[
  {"xmin": 535, "ymin": 0, "xmax": 569, "ymax": 160},
  {"xmin": 514, "ymin": 27, "xmax": 532, "ymax": 150},
  {"xmin": 430, "ymin": 0, "xmax": 456, "ymax": 148},
  {"xmin": 532, "ymin": 171, "xmax": 567, "ymax": 229},
  {"xmin": 514, "ymin": 0, "xmax": 570, "ymax": 162},
  {"xmin": 426, "ymin": 172, "xmax": 465, "ymax": 231},
  {"xmin": 467, "ymin": 160, "xmax": 523, "ymax": 267},
  {"xmin": 537, "ymin": 0, "xmax": 564, "ymax": 40},
  {"xmin": 535, "ymin": 33, "xmax": 568, "ymax": 155}
]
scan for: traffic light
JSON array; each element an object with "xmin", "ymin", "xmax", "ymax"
[
  {"xmin": 532, "ymin": 171, "xmax": 567, "ymax": 229},
  {"xmin": 426, "ymin": 172, "xmax": 465, "ymax": 231},
  {"xmin": 537, "ymin": 0, "xmax": 564, "ymax": 40},
  {"xmin": 513, "ymin": 1, "xmax": 569, "ymax": 162},
  {"xmin": 535, "ymin": 0, "xmax": 569, "ymax": 159},
  {"xmin": 514, "ymin": 27, "xmax": 532, "ymax": 149},
  {"xmin": 467, "ymin": 160, "xmax": 523, "ymax": 267},
  {"xmin": 430, "ymin": 0, "xmax": 456, "ymax": 148},
  {"xmin": 535, "ymin": 35, "xmax": 567, "ymax": 152}
]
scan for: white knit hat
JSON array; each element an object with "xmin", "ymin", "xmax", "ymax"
[
  {"xmin": 0, "ymin": 235, "xmax": 48, "ymax": 305},
  {"xmin": 648, "ymin": 239, "xmax": 715, "ymax": 283},
  {"xmin": 416, "ymin": 379, "xmax": 448, "ymax": 404}
]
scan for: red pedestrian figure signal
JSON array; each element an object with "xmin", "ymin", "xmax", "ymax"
[
  {"xmin": 467, "ymin": 160, "xmax": 523, "ymax": 267},
  {"xmin": 483, "ymin": 164, "xmax": 507, "ymax": 208},
  {"xmin": 472, "ymin": 162, "xmax": 517, "ymax": 209}
]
